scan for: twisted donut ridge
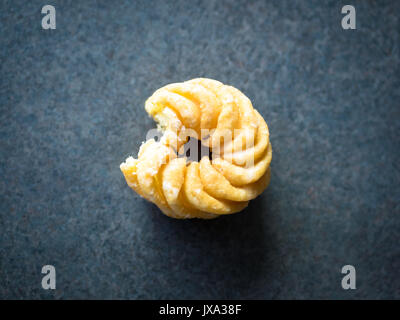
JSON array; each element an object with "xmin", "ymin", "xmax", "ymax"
[{"xmin": 120, "ymin": 78, "xmax": 272, "ymax": 219}]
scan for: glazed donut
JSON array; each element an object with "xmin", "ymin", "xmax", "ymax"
[{"xmin": 120, "ymin": 78, "xmax": 272, "ymax": 219}]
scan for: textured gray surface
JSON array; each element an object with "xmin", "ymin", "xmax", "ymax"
[{"xmin": 0, "ymin": 0, "xmax": 399, "ymax": 299}]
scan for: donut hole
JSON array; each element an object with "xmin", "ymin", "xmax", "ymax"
[{"xmin": 179, "ymin": 137, "xmax": 212, "ymax": 163}]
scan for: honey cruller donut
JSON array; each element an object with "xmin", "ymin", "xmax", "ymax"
[{"xmin": 120, "ymin": 78, "xmax": 272, "ymax": 219}]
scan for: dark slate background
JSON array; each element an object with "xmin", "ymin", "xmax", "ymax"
[{"xmin": 0, "ymin": 0, "xmax": 399, "ymax": 299}]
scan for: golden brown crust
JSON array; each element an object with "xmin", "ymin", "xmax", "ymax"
[{"xmin": 120, "ymin": 78, "xmax": 272, "ymax": 219}]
